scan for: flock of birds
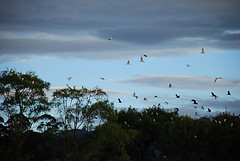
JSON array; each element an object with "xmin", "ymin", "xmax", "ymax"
[{"xmin": 65, "ymin": 36, "xmax": 235, "ymax": 120}]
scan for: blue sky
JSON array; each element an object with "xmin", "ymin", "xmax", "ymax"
[{"xmin": 1, "ymin": 0, "xmax": 240, "ymax": 117}]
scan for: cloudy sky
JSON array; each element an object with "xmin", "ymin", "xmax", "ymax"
[{"xmin": 1, "ymin": 0, "xmax": 240, "ymax": 117}]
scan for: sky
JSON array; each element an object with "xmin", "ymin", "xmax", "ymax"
[{"xmin": 1, "ymin": 0, "xmax": 240, "ymax": 118}]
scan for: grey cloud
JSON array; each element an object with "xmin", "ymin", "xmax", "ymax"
[{"xmin": 0, "ymin": 0, "xmax": 240, "ymax": 60}]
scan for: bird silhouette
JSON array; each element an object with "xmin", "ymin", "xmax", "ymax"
[
  {"xmin": 211, "ymin": 92, "xmax": 218, "ymax": 99},
  {"xmin": 191, "ymin": 99, "xmax": 198, "ymax": 104},
  {"xmin": 118, "ymin": 98, "xmax": 122, "ymax": 103},
  {"xmin": 127, "ymin": 60, "xmax": 130, "ymax": 65},
  {"xmin": 169, "ymin": 84, "xmax": 173, "ymax": 88},
  {"xmin": 227, "ymin": 91, "xmax": 231, "ymax": 95},
  {"xmin": 67, "ymin": 77, "xmax": 72, "ymax": 81},
  {"xmin": 143, "ymin": 54, "xmax": 148, "ymax": 57},
  {"xmin": 211, "ymin": 92, "xmax": 216, "ymax": 97},
  {"xmin": 214, "ymin": 77, "xmax": 222, "ymax": 83},
  {"xmin": 140, "ymin": 56, "xmax": 144, "ymax": 62},
  {"xmin": 143, "ymin": 98, "xmax": 147, "ymax": 101},
  {"xmin": 194, "ymin": 106, "xmax": 197, "ymax": 109},
  {"xmin": 201, "ymin": 106, "xmax": 204, "ymax": 110},
  {"xmin": 164, "ymin": 101, "xmax": 168, "ymax": 105},
  {"xmin": 201, "ymin": 48, "xmax": 205, "ymax": 54},
  {"xmin": 100, "ymin": 77, "xmax": 105, "ymax": 80},
  {"xmin": 186, "ymin": 64, "xmax": 192, "ymax": 67},
  {"xmin": 175, "ymin": 94, "xmax": 180, "ymax": 98},
  {"xmin": 208, "ymin": 108, "xmax": 211, "ymax": 112}
]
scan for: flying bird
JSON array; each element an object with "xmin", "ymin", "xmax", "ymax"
[
  {"xmin": 118, "ymin": 98, "xmax": 122, "ymax": 103},
  {"xmin": 208, "ymin": 108, "xmax": 211, "ymax": 112},
  {"xmin": 127, "ymin": 60, "xmax": 130, "ymax": 65},
  {"xmin": 211, "ymin": 92, "xmax": 216, "ymax": 97},
  {"xmin": 211, "ymin": 92, "xmax": 219, "ymax": 99},
  {"xmin": 186, "ymin": 64, "xmax": 192, "ymax": 67},
  {"xmin": 201, "ymin": 106, "xmax": 204, "ymax": 110},
  {"xmin": 175, "ymin": 94, "xmax": 180, "ymax": 98},
  {"xmin": 194, "ymin": 106, "xmax": 197, "ymax": 109},
  {"xmin": 191, "ymin": 99, "xmax": 198, "ymax": 104},
  {"xmin": 143, "ymin": 98, "xmax": 147, "ymax": 101},
  {"xmin": 154, "ymin": 95, "xmax": 158, "ymax": 98},
  {"xmin": 140, "ymin": 56, "xmax": 144, "ymax": 62},
  {"xmin": 67, "ymin": 77, "xmax": 72, "ymax": 81},
  {"xmin": 164, "ymin": 101, "xmax": 169, "ymax": 105},
  {"xmin": 100, "ymin": 77, "xmax": 105, "ymax": 80},
  {"xmin": 201, "ymin": 48, "xmax": 205, "ymax": 54},
  {"xmin": 214, "ymin": 77, "xmax": 222, "ymax": 83},
  {"xmin": 133, "ymin": 92, "xmax": 136, "ymax": 97},
  {"xmin": 143, "ymin": 54, "xmax": 148, "ymax": 57},
  {"xmin": 227, "ymin": 91, "xmax": 231, "ymax": 95},
  {"xmin": 108, "ymin": 36, "xmax": 113, "ymax": 41},
  {"xmin": 169, "ymin": 84, "xmax": 173, "ymax": 88}
]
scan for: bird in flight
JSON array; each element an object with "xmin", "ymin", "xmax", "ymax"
[
  {"xmin": 169, "ymin": 84, "xmax": 173, "ymax": 88},
  {"xmin": 143, "ymin": 54, "xmax": 148, "ymax": 57},
  {"xmin": 118, "ymin": 98, "xmax": 122, "ymax": 103},
  {"xmin": 100, "ymin": 77, "xmax": 105, "ymax": 80},
  {"xmin": 140, "ymin": 56, "xmax": 144, "ymax": 62},
  {"xmin": 143, "ymin": 98, "xmax": 147, "ymax": 101},
  {"xmin": 67, "ymin": 77, "xmax": 72, "ymax": 81},
  {"xmin": 133, "ymin": 92, "xmax": 138, "ymax": 99},
  {"xmin": 175, "ymin": 94, "xmax": 180, "ymax": 98},
  {"xmin": 208, "ymin": 108, "xmax": 211, "ymax": 112},
  {"xmin": 201, "ymin": 106, "xmax": 204, "ymax": 110},
  {"xmin": 227, "ymin": 91, "xmax": 231, "ymax": 95},
  {"xmin": 211, "ymin": 92, "xmax": 219, "ymax": 99},
  {"xmin": 194, "ymin": 106, "xmax": 197, "ymax": 109},
  {"xmin": 164, "ymin": 101, "xmax": 169, "ymax": 105},
  {"xmin": 133, "ymin": 92, "xmax": 136, "ymax": 97},
  {"xmin": 191, "ymin": 99, "xmax": 198, "ymax": 104},
  {"xmin": 211, "ymin": 92, "xmax": 216, "ymax": 97},
  {"xmin": 214, "ymin": 77, "xmax": 222, "ymax": 83},
  {"xmin": 108, "ymin": 36, "xmax": 113, "ymax": 41},
  {"xmin": 186, "ymin": 64, "xmax": 192, "ymax": 67},
  {"xmin": 201, "ymin": 48, "xmax": 205, "ymax": 54},
  {"xmin": 127, "ymin": 60, "xmax": 130, "ymax": 65}
]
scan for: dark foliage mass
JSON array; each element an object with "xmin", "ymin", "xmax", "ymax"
[{"xmin": 0, "ymin": 69, "xmax": 240, "ymax": 161}]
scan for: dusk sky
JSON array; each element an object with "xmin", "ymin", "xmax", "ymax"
[{"xmin": 1, "ymin": 0, "xmax": 240, "ymax": 117}]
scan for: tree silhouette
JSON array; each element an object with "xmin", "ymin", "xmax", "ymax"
[{"xmin": 0, "ymin": 69, "xmax": 51, "ymax": 161}]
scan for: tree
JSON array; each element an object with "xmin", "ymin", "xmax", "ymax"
[
  {"xmin": 0, "ymin": 69, "xmax": 51, "ymax": 161},
  {"xmin": 52, "ymin": 86, "xmax": 108, "ymax": 132},
  {"xmin": 52, "ymin": 85, "xmax": 112, "ymax": 161}
]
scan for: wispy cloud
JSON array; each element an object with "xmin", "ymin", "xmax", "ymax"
[{"xmin": 119, "ymin": 75, "xmax": 240, "ymax": 90}]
